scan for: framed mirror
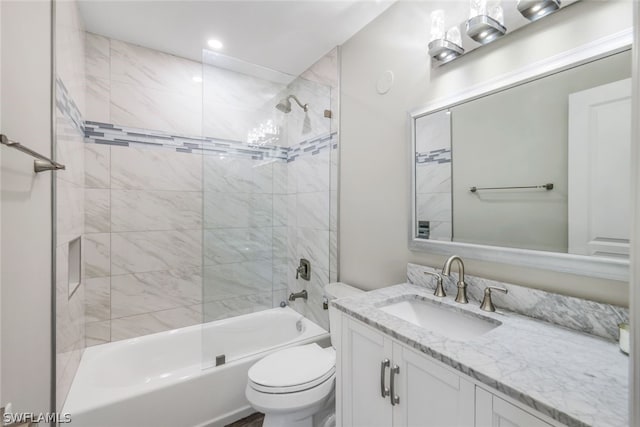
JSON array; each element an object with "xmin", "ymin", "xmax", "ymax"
[{"xmin": 409, "ymin": 31, "xmax": 632, "ymax": 281}]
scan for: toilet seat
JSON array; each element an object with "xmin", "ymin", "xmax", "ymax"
[{"xmin": 248, "ymin": 344, "xmax": 336, "ymax": 394}]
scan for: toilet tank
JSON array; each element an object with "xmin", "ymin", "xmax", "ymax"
[{"xmin": 324, "ymin": 282, "xmax": 364, "ymax": 346}]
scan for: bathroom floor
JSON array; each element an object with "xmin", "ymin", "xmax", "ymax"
[{"xmin": 225, "ymin": 413, "xmax": 264, "ymax": 427}]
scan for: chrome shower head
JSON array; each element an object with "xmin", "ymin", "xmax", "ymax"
[
  {"xmin": 275, "ymin": 95, "xmax": 308, "ymax": 113},
  {"xmin": 276, "ymin": 98, "xmax": 292, "ymax": 113}
]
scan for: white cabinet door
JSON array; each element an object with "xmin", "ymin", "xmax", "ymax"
[
  {"xmin": 393, "ymin": 345, "xmax": 475, "ymax": 427},
  {"xmin": 341, "ymin": 319, "xmax": 394, "ymax": 427},
  {"xmin": 340, "ymin": 317, "xmax": 475, "ymax": 427},
  {"xmin": 476, "ymin": 387, "xmax": 553, "ymax": 427}
]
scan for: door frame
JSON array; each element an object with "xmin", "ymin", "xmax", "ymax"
[{"xmin": 629, "ymin": 4, "xmax": 639, "ymax": 425}]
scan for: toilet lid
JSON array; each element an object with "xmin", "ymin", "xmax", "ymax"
[{"xmin": 248, "ymin": 344, "xmax": 335, "ymax": 391}]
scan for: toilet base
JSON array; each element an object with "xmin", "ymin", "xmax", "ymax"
[{"xmin": 261, "ymin": 389, "xmax": 334, "ymax": 427}]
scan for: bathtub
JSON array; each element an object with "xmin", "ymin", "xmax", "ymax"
[{"xmin": 63, "ymin": 307, "xmax": 329, "ymax": 427}]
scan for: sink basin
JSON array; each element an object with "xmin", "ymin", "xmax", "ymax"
[{"xmin": 379, "ymin": 299, "xmax": 500, "ymax": 341}]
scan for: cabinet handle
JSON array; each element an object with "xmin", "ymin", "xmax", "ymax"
[
  {"xmin": 390, "ymin": 364, "xmax": 400, "ymax": 406},
  {"xmin": 380, "ymin": 359, "xmax": 390, "ymax": 398}
]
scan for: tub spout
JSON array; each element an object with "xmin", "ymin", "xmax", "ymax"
[{"xmin": 289, "ymin": 290, "xmax": 308, "ymax": 301}]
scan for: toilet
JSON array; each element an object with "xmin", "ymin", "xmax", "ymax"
[{"xmin": 245, "ymin": 282, "xmax": 363, "ymax": 427}]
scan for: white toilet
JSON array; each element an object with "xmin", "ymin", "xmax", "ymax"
[{"xmin": 245, "ymin": 282, "xmax": 363, "ymax": 427}]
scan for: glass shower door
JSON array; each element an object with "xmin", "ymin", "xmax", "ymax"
[{"xmin": 200, "ymin": 48, "xmax": 334, "ymax": 369}]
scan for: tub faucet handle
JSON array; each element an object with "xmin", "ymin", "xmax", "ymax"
[{"xmin": 296, "ymin": 258, "xmax": 311, "ymax": 281}]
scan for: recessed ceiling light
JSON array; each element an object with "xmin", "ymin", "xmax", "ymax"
[
  {"xmin": 192, "ymin": 76, "xmax": 203, "ymax": 83},
  {"xmin": 207, "ymin": 39, "xmax": 223, "ymax": 50}
]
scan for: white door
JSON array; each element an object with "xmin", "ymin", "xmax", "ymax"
[
  {"xmin": 392, "ymin": 344, "xmax": 474, "ymax": 427},
  {"xmin": 475, "ymin": 388, "xmax": 553, "ymax": 427},
  {"xmin": 341, "ymin": 319, "xmax": 393, "ymax": 427},
  {"xmin": 568, "ymin": 78, "xmax": 631, "ymax": 258}
]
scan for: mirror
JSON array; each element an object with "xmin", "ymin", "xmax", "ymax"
[{"xmin": 410, "ymin": 43, "xmax": 632, "ymax": 280}]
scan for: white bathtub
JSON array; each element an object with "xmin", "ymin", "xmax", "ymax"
[{"xmin": 63, "ymin": 307, "xmax": 329, "ymax": 427}]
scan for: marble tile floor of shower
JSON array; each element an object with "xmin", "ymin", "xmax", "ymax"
[{"xmin": 225, "ymin": 412, "xmax": 264, "ymax": 427}]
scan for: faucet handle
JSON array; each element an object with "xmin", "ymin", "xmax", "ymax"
[
  {"xmin": 480, "ymin": 286, "xmax": 508, "ymax": 312},
  {"xmin": 423, "ymin": 271, "xmax": 446, "ymax": 298}
]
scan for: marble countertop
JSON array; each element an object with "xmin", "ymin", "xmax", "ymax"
[{"xmin": 332, "ymin": 283, "xmax": 628, "ymax": 427}]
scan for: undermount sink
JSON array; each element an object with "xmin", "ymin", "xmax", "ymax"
[{"xmin": 379, "ymin": 298, "xmax": 501, "ymax": 341}]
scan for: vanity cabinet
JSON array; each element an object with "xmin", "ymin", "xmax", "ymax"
[
  {"xmin": 475, "ymin": 387, "xmax": 553, "ymax": 427},
  {"xmin": 340, "ymin": 317, "xmax": 474, "ymax": 427},
  {"xmin": 338, "ymin": 316, "xmax": 558, "ymax": 427}
]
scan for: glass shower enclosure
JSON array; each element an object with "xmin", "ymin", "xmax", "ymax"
[{"xmin": 199, "ymin": 48, "xmax": 336, "ymax": 368}]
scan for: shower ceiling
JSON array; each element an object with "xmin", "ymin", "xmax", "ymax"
[{"xmin": 78, "ymin": 0, "xmax": 396, "ymax": 75}]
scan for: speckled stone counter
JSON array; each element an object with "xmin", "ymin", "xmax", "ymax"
[{"xmin": 332, "ymin": 283, "xmax": 628, "ymax": 427}]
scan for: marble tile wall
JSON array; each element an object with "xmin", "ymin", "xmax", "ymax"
[
  {"xmin": 415, "ymin": 110, "xmax": 452, "ymax": 241},
  {"xmin": 284, "ymin": 48, "xmax": 340, "ymax": 331},
  {"xmin": 55, "ymin": 0, "xmax": 86, "ymax": 411},
  {"xmin": 202, "ymin": 153, "xmax": 277, "ymax": 323},
  {"xmin": 86, "ymin": 34, "xmax": 203, "ymax": 136},
  {"xmin": 84, "ymin": 144, "xmax": 204, "ymax": 344},
  {"xmin": 83, "ymin": 33, "xmax": 291, "ymax": 343},
  {"xmin": 84, "ymin": 33, "xmax": 340, "ymax": 343}
]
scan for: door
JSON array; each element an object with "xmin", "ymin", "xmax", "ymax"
[
  {"xmin": 476, "ymin": 387, "xmax": 553, "ymax": 427},
  {"xmin": 568, "ymin": 78, "xmax": 631, "ymax": 258},
  {"xmin": 393, "ymin": 344, "xmax": 474, "ymax": 427},
  {"xmin": 341, "ymin": 318, "xmax": 393, "ymax": 427}
]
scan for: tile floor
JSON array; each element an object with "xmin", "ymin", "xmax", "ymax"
[{"xmin": 225, "ymin": 412, "xmax": 264, "ymax": 427}]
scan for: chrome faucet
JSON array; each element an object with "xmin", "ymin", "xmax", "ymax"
[
  {"xmin": 442, "ymin": 255, "xmax": 468, "ymax": 304},
  {"xmin": 289, "ymin": 290, "xmax": 308, "ymax": 301}
]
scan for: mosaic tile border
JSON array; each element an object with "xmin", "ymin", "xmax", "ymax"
[
  {"xmin": 56, "ymin": 73, "xmax": 337, "ymax": 163},
  {"xmin": 55, "ymin": 76, "xmax": 84, "ymax": 134},
  {"xmin": 287, "ymin": 133, "xmax": 337, "ymax": 163},
  {"xmin": 416, "ymin": 148, "xmax": 451, "ymax": 164},
  {"xmin": 84, "ymin": 121, "xmax": 337, "ymax": 162}
]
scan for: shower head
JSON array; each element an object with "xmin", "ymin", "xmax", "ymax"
[
  {"xmin": 276, "ymin": 95, "xmax": 308, "ymax": 113},
  {"xmin": 276, "ymin": 98, "xmax": 292, "ymax": 113}
]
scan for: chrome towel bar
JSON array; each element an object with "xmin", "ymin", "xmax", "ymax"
[
  {"xmin": 469, "ymin": 183, "xmax": 553, "ymax": 193},
  {"xmin": 0, "ymin": 133, "xmax": 65, "ymax": 173}
]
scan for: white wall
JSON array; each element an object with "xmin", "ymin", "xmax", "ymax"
[
  {"xmin": 340, "ymin": 0, "xmax": 631, "ymax": 306},
  {"xmin": 1, "ymin": 0, "xmax": 52, "ymax": 414}
]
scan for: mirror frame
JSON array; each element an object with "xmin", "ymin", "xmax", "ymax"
[{"xmin": 409, "ymin": 29, "xmax": 632, "ymax": 281}]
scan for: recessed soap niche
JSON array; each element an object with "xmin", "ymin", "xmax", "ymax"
[{"xmin": 68, "ymin": 236, "xmax": 81, "ymax": 298}]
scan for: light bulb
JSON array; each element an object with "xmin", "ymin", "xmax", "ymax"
[
  {"xmin": 446, "ymin": 26, "xmax": 462, "ymax": 47},
  {"xmin": 430, "ymin": 10, "xmax": 445, "ymax": 42},
  {"xmin": 469, "ymin": 0, "xmax": 487, "ymax": 18},
  {"xmin": 490, "ymin": 4, "xmax": 505, "ymax": 25}
]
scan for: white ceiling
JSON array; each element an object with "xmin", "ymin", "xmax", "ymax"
[{"xmin": 78, "ymin": 0, "xmax": 396, "ymax": 76}]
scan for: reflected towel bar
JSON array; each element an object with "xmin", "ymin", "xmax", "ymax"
[
  {"xmin": 469, "ymin": 183, "xmax": 553, "ymax": 193},
  {"xmin": 1, "ymin": 133, "xmax": 65, "ymax": 173}
]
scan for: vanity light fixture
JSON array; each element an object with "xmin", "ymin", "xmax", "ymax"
[
  {"xmin": 428, "ymin": 10, "xmax": 464, "ymax": 64},
  {"xmin": 466, "ymin": 0, "xmax": 506, "ymax": 45},
  {"xmin": 517, "ymin": 0, "xmax": 561, "ymax": 21}
]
